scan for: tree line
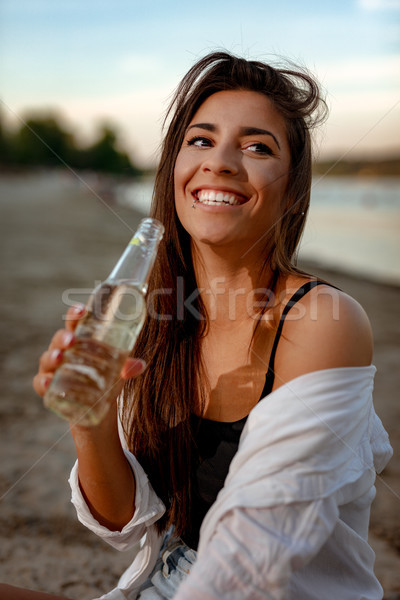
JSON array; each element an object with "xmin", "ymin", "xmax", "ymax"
[
  {"xmin": 2, "ymin": 110, "xmax": 398, "ymax": 179},
  {"xmin": 312, "ymin": 157, "xmax": 400, "ymax": 178},
  {"xmin": 0, "ymin": 111, "xmax": 143, "ymax": 176}
]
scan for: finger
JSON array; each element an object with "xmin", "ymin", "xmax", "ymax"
[
  {"xmin": 48, "ymin": 329, "xmax": 75, "ymax": 352},
  {"xmin": 64, "ymin": 304, "xmax": 86, "ymax": 331},
  {"xmin": 33, "ymin": 372, "xmax": 52, "ymax": 397},
  {"xmin": 38, "ymin": 348, "xmax": 64, "ymax": 374},
  {"xmin": 121, "ymin": 358, "xmax": 147, "ymax": 380}
]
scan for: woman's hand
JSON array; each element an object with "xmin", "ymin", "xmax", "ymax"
[
  {"xmin": 33, "ymin": 304, "xmax": 146, "ymax": 398},
  {"xmin": 33, "ymin": 303, "xmax": 83, "ymax": 397}
]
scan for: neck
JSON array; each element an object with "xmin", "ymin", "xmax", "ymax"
[{"xmin": 192, "ymin": 242, "xmax": 274, "ymax": 327}]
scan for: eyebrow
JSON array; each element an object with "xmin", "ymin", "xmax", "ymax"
[{"xmin": 186, "ymin": 122, "xmax": 281, "ymax": 150}]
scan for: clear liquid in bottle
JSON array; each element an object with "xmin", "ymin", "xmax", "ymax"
[{"xmin": 43, "ymin": 218, "xmax": 164, "ymax": 426}]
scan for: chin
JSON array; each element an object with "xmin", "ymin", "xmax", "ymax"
[{"xmin": 195, "ymin": 231, "xmax": 240, "ymax": 249}]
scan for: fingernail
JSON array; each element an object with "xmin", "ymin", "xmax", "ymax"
[
  {"xmin": 124, "ymin": 359, "xmax": 147, "ymax": 378},
  {"xmin": 73, "ymin": 304, "xmax": 85, "ymax": 315},
  {"xmin": 134, "ymin": 359, "xmax": 147, "ymax": 372},
  {"xmin": 43, "ymin": 376, "xmax": 51, "ymax": 389},
  {"xmin": 51, "ymin": 349, "xmax": 63, "ymax": 363},
  {"xmin": 62, "ymin": 331, "xmax": 74, "ymax": 346}
]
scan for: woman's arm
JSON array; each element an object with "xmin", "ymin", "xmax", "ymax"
[
  {"xmin": 69, "ymin": 401, "xmax": 136, "ymax": 531},
  {"xmin": 33, "ymin": 305, "xmax": 145, "ymax": 532},
  {"xmin": 175, "ymin": 499, "xmax": 338, "ymax": 600}
]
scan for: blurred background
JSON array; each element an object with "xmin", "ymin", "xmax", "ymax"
[
  {"xmin": 1, "ymin": 0, "xmax": 399, "ymax": 282},
  {"xmin": 1, "ymin": 1, "xmax": 399, "ymax": 598}
]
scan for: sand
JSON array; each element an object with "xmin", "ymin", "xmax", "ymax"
[{"xmin": 0, "ymin": 171, "xmax": 399, "ymax": 598}]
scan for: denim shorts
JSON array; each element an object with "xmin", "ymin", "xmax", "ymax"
[{"xmin": 137, "ymin": 530, "xmax": 197, "ymax": 599}]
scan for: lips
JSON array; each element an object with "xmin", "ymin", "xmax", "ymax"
[{"xmin": 193, "ymin": 189, "xmax": 248, "ymax": 206}]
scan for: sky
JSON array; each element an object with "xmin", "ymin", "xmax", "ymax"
[{"xmin": 1, "ymin": 0, "xmax": 399, "ymax": 167}]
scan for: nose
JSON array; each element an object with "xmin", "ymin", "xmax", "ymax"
[{"xmin": 202, "ymin": 143, "xmax": 240, "ymax": 176}]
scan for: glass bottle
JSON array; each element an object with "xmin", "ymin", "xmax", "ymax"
[{"xmin": 44, "ymin": 218, "xmax": 164, "ymax": 426}]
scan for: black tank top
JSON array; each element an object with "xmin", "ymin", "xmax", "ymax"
[{"xmin": 183, "ymin": 280, "xmax": 331, "ymax": 549}]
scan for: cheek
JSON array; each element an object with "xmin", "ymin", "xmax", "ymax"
[
  {"xmin": 260, "ymin": 162, "xmax": 289, "ymax": 195},
  {"xmin": 174, "ymin": 151, "xmax": 199, "ymax": 214},
  {"xmin": 173, "ymin": 154, "xmax": 192, "ymax": 224},
  {"xmin": 174, "ymin": 151, "xmax": 192, "ymax": 187},
  {"xmin": 254, "ymin": 172, "xmax": 286, "ymax": 208}
]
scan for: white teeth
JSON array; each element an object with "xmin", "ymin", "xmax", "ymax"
[{"xmin": 196, "ymin": 190, "xmax": 242, "ymax": 206}]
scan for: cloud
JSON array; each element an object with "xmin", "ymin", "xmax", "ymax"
[
  {"xmin": 358, "ymin": 0, "xmax": 400, "ymax": 10},
  {"xmin": 318, "ymin": 55, "xmax": 400, "ymax": 89}
]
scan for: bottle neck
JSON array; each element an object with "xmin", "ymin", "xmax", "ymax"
[{"xmin": 106, "ymin": 218, "xmax": 164, "ymax": 294}]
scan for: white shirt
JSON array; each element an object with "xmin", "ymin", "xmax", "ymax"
[{"xmin": 69, "ymin": 366, "xmax": 392, "ymax": 599}]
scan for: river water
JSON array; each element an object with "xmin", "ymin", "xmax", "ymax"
[{"xmin": 116, "ymin": 176, "xmax": 400, "ymax": 286}]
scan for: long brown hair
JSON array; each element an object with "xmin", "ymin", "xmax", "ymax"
[{"xmin": 120, "ymin": 51, "xmax": 327, "ymax": 537}]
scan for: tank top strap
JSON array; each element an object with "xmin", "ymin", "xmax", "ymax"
[{"xmin": 260, "ymin": 280, "xmax": 336, "ymax": 398}]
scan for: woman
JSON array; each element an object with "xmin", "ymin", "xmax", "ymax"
[{"xmin": 3, "ymin": 51, "xmax": 392, "ymax": 599}]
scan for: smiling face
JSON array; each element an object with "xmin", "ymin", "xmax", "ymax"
[{"xmin": 174, "ymin": 90, "xmax": 291, "ymax": 259}]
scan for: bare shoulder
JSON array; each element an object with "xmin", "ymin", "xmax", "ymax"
[{"xmin": 272, "ymin": 280, "xmax": 373, "ymax": 390}]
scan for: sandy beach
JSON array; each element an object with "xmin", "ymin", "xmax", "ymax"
[{"xmin": 0, "ymin": 171, "xmax": 399, "ymax": 599}]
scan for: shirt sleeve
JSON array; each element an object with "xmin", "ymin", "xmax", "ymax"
[
  {"xmin": 174, "ymin": 498, "xmax": 338, "ymax": 600},
  {"xmin": 68, "ymin": 449, "xmax": 165, "ymax": 551}
]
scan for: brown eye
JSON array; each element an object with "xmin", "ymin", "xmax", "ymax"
[
  {"xmin": 187, "ymin": 136, "xmax": 213, "ymax": 148},
  {"xmin": 245, "ymin": 142, "xmax": 274, "ymax": 155}
]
